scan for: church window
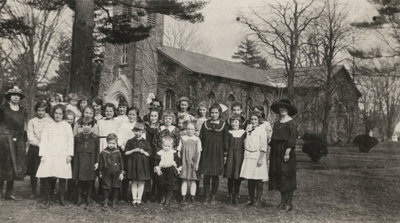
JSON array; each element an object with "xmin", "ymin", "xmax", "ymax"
[
  {"xmin": 263, "ymin": 99, "xmax": 269, "ymax": 119},
  {"xmin": 227, "ymin": 94, "xmax": 235, "ymax": 117},
  {"xmin": 246, "ymin": 97, "xmax": 253, "ymax": 119},
  {"xmin": 121, "ymin": 44, "xmax": 128, "ymax": 64},
  {"xmin": 147, "ymin": 13, "xmax": 157, "ymax": 26},
  {"xmin": 165, "ymin": 89, "xmax": 176, "ymax": 110},
  {"xmin": 122, "ymin": 5, "xmax": 132, "ymax": 18},
  {"xmin": 208, "ymin": 92, "xmax": 216, "ymax": 106}
]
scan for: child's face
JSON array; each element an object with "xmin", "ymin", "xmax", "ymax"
[
  {"xmin": 149, "ymin": 111, "xmax": 159, "ymax": 123},
  {"xmin": 92, "ymin": 102, "xmax": 102, "ymax": 114},
  {"xmin": 164, "ymin": 116, "xmax": 173, "ymax": 126},
  {"xmin": 186, "ymin": 124, "xmax": 195, "ymax": 136},
  {"xmin": 80, "ymin": 100, "xmax": 88, "ymax": 109},
  {"xmin": 151, "ymin": 101, "xmax": 161, "ymax": 109},
  {"xmin": 231, "ymin": 119, "xmax": 240, "ymax": 130},
  {"xmin": 128, "ymin": 110, "xmax": 137, "ymax": 122},
  {"xmin": 83, "ymin": 108, "xmax": 94, "ymax": 119},
  {"xmin": 198, "ymin": 107, "xmax": 207, "ymax": 117},
  {"xmin": 70, "ymin": 99, "xmax": 78, "ymax": 106},
  {"xmin": 162, "ymin": 141, "xmax": 173, "ymax": 151},
  {"xmin": 66, "ymin": 114, "xmax": 75, "ymax": 125},
  {"xmin": 82, "ymin": 123, "xmax": 92, "ymax": 134},
  {"xmin": 105, "ymin": 106, "xmax": 114, "ymax": 119},
  {"xmin": 250, "ymin": 115, "xmax": 259, "ymax": 126},
  {"xmin": 118, "ymin": 106, "xmax": 127, "ymax": 116},
  {"xmin": 177, "ymin": 119, "xmax": 185, "ymax": 130},
  {"xmin": 54, "ymin": 108, "xmax": 64, "ymax": 122},
  {"xmin": 134, "ymin": 129, "xmax": 144, "ymax": 138},
  {"xmin": 179, "ymin": 101, "xmax": 189, "ymax": 112},
  {"xmin": 210, "ymin": 108, "xmax": 219, "ymax": 120},
  {"xmin": 232, "ymin": 106, "xmax": 242, "ymax": 115},
  {"xmin": 37, "ymin": 107, "xmax": 47, "ymax": 119},
  {"xmin": 107, "ymin": 139, "xmax": 117, "ymax": 149}
]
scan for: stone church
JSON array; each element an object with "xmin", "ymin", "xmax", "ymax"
[{"xmin": 98, "ymin": 11, "xmax": 362, "ymax": 143}]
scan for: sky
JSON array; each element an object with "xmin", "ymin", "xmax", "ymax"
[{"xmin": 164, "ymin": 0, "xmax": 380, "ymax": 62}]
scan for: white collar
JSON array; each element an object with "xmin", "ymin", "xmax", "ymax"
[
  {"xmin": 160, "ymin": 125, "xmax": 176, "ymax": 131},
  {"xmin": 280, "ymin": 116, "xmax": 293, "ymax": 123},
  {"xmin": 229, "ymin": 129, "xmax": 246, "ymax": 137}
]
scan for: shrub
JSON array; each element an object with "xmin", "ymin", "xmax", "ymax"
[
  {"xmin": 302, "ymin": 133, "xmax": 328, "ymax": 162},
  {"xmin": 353, "ymin": 135, "xmax": 379, "ymax": 153}
]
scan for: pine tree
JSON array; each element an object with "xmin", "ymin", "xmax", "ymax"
[
  {"xmin": 27, "ymin": 0, "xmax": 206, "ymax": 97},
  {"xmin": 232, "ymin": 37, "xmax": 270, "ymax": 70}
]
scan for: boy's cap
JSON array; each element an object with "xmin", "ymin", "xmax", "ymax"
[{"xmin": 132, "ymin": 122, "xmax": 145, "ymax": 131}]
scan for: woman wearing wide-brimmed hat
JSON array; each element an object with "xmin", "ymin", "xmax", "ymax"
[
  {"xmin": 268, "ymin": 99, "xmax": 298, "ymax": 212},
  {"xmin": 0, "ymin": 86, "xmax": 27, "ymax": 200}
]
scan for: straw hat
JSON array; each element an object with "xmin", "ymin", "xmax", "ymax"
[{"xmin": 5, "ymin": 86, "xmax": 25, "ymax": 99}]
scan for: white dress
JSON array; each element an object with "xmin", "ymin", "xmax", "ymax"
[
  {"xmin": 98, "ymin": 118, "xmax": 119, "ymax": 152},
  {"xmin": 117, "ymin": 121, "xmax": 136, "ymax": 150},
  {"xmin": 240, "ymin": 124, "xmax": 269, "ymax": 181},
  {"xmin": 27, "ymin": 115, "xmax": 53, "ymax": 146},
  {"xmin": 36, "ymin": 120, "xmax": 74, "ymax": 179}
]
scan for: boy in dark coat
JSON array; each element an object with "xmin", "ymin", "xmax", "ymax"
[
  {"xmin": 73, "ymin": 117, "xmax": 99, "ymax": 206},
  {"xmin": 99, "ymin": 133, "xmax": 124, "ymax": 208}
]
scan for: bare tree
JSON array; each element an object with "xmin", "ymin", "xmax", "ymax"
[
  {"xmin": 238, "ymin": 0, "xmax": 324, "ymax": 100},
  {"xmin": 357, "ymin": 62, "xmax": 400, "ymax": 141},
  {"xmin": 164, "ymin": 19, "xmax": 209, "ymax": 54},
  {"xmin": 2, "ymin": 0, "xmax": 64, "ymax": 118}
]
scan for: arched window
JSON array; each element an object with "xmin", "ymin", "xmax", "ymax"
[
  {"xmin": 208, "ymin": 92, "xmax": 216, "ymax": 106},
  {"xmin": 263, "ymin": 99, "xmax": 269, "ymax": 120},
  {"xmin": 227, "ymin": 94, "xmax": 236, "ymax": 117},
  {"xmin": 246, "ymin": 97, "xmax": 253, "ymax": 119},
  {"xmin": 164, "ymin": 89, "xmax": 176, "ymax": 110}
]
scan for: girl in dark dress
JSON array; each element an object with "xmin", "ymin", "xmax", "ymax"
[
  {"xmin": 269, "ymin": 99, "xmax": 298, "ymax": 212},
  {"xmin": 144, "ymin": 108, "xmax": 161, "ymax": 201},
  {"xmin": 124, "ymin": 122, "xmax": 152, "ymax": 206},
  {"xmin": 199, "ymin": 103, "xmax": 228, "ymax": 204},
  {"xmin": 73, "ymin": 117, "xmax": 99, "ymax": 206},
  {"xmin": 0, "ymin": 86, "xmax": 26, "ymax": 200},
  {"xmin": 26, "ymin": 100, "xmax": 52, "ymax": 198},
  {"xmin": 224, "ymin": 114, "xmax": 246, "ymax": 204}
]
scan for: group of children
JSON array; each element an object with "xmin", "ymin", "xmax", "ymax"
[{"xmin": 25, "ymin": 93, "xmax": 276, "ymax": 209}]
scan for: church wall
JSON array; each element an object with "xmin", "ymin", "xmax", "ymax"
[{"xmin": 156, "ymin": 56, "xmax": 279, "ymax": 122}]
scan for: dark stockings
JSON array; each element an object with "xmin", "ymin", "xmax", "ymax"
[
  {"xmin": 43, "ymin": 178, "xmax": 66, "ymax": 205},
  {"xmin": 203, "ymin": 175, "xmax": 219, "ymax": 201},
  {"xmin": 77, "ymin": 181, "xmax": 94, "ymax": 204},
  {"xmin": 0, "ymin": 180, "xmax": 14, "ymax": 198}
]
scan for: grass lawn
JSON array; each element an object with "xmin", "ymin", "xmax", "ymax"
[{"xmin": 1, "ymin": 143, "xmax": 399, "ymax": 223}]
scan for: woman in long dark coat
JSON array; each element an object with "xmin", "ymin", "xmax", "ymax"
[
  {"xmin": 0, "ymin": 86, "xmax": 26, "ymax": 200},
  {"xmin": 269, "ymin": 99, "xmax": 298, "ymax": 212}
]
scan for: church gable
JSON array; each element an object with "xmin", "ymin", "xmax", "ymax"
[{"xmin": 103, "ymin": 74, "xmax": 133, "ymax": 106}]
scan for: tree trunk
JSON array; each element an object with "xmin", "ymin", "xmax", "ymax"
[
  {"xmin": 287, "ymin": 69, "xmax": 295, "ymax": 100},
  {"xmin": 70, "ymin": 0, "xmax": 95, "ymax": 97}
]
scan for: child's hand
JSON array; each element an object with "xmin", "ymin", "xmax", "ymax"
[
  {"xmin": 66, "ymin": 156, "xmax": 72, "ymax": 164},
  {"xmin": 257, "ymin": 158, "xmax": 263, "ymax": 167},
  {"xmin": 119, "ymin": 173, "xmax": 124, "ymax": 181},
  {"xmin": 195, "ymin": 165, "xmax": 199, "ymax": 171},
  {"xmin": 284, "ymin": 153, "xmax": 290, "ymax": 162},
  {"xmin": 94, "ymin": 163, "xmax": 98, "ymax": 170},
  {"xmin": 99, "ymin": 173, "xmax": 102, "ymax": 178},
  {"xmin": 41, "ymin": 157, "xmax": 46, "ymax": 163}
]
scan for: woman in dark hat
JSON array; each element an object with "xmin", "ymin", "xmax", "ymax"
[
  {"xmin": 269, "ymin": 99, "xmax": 298, "ymax": 212},
  {"xmin": 0, "ymin": 86, "xmax": 27, "ymax": 200}
]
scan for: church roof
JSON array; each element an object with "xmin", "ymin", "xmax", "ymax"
[
  {"xmin": 158, "ymin": 45, "xmax": 279, "ymax": 87},
  {"xmin": 158, "ymin": 45, "xmax": 361, "ymax": 96}
]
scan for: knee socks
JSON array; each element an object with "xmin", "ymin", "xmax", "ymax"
[
  {"xmin": 189, "ymin": 181, "xmax": 197, "ymax": 196},
  {"xmin": 181, "ymin": 180, "xmax": 188, "ymax": 196}
]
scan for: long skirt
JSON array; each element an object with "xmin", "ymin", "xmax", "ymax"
[
  {"xmin": 26, "ymin": 145, "xmax": 40, "ymax": 177},
  {"xmin": 268, "ymin": 140, "xmax": 297, "ymax": 192}
]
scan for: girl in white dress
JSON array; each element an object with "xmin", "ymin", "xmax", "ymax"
[
  {"xmin": 36, "ymin": 104, "xmax": 74, "ymax": 207},
  {"xmin": 98, "ymin": 103, "xmax": 119, "ymax": 152},
  {"xmin": 240, "ymin": 112, "xmax": 269, "ymax": 206}
]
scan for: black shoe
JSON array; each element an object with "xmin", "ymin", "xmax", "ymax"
[
  {"xmin": 232, "ymin": 194, "xmax": 238, "ymax": 205},
  {"xmin": 181, "ymin": 196, "xmax": 186, "ymax": 204},
  {"xmin": 76, "ymin": 195, "xmax": 82, "ymax": 206},
  {"xmin": 188, "ymin": 196, "xmax": 194, "ymax": 202},
  {"xmin": 60, "ymin": 195, "xmax": 66, "ymax": 206}
]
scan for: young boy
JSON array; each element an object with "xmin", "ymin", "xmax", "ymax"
[
  {"xmin": 99, "ymin": 133, "xmax": 124, "ymax": 208},
  {"xmin": 154, "ymin": 136, "xmax": 181, "ymax": 206},
  {"xmin": 227, "ymin": 102, "xmax": 248, "ymax": 130},
  {"xmin": 73, "ymin": 117, "xmax": 99, "ymax": 206}
]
